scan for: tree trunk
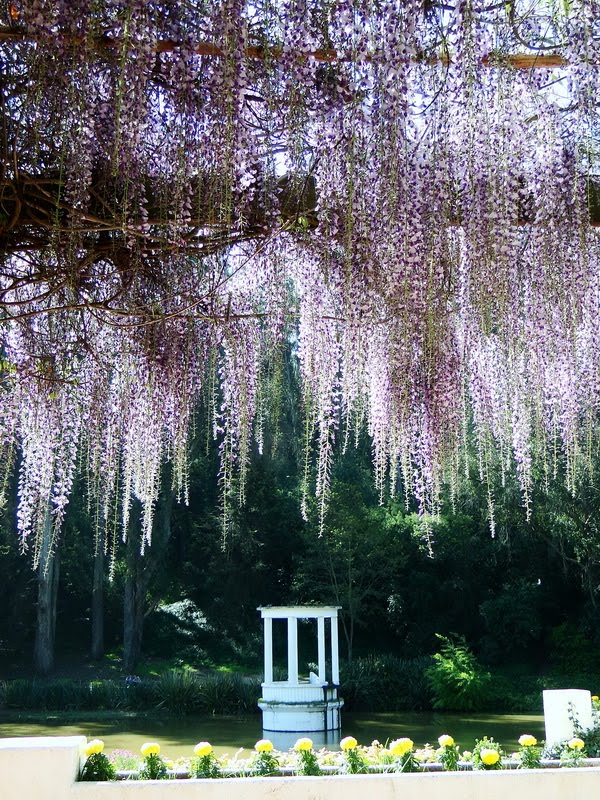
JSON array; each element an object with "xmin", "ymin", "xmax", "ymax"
[
  {"xmin": 123, "ymin": 553, "xmax": 146, "ymax": 672},
  {"xmin": 346, "ymin": 614, "xmax": 354, "ymax": 664},
  {"xmin": 122, "ymin": 488, "xmax": 174, "ymax": 672},
  {"xmin": 123, "ymin": 582, "xmax": 144, "ymax": 672},
  {"xmin": 33, "ymin": 510, "xmax": 60, "ymax": 676},
  {"xmin": 91, "ymin": 541, "xmax": 104, "ymax": 660}
]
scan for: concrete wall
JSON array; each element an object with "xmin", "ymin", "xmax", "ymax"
[
  {"xmin": 0, "ymin": 736, "xmax": 85, "ymax": 800},
  {"xmin": 3, "ymin": 737, "xmax": 600, "ymax": 800}
]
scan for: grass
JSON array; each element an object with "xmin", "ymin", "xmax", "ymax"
[
  {"xmin": 132, "ymin": 659, "xmax": 205, "ymax": 679},
  {"xmin": 0, "ymin": 647, "xmax": 259, "ymax": 682}
]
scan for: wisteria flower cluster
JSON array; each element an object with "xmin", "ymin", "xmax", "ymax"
[{"xmin": 1, "ymin": 1, "xmax": 600, "ymax": 556}]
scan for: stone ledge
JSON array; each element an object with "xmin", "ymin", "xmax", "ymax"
[{"xmin": 2, "ymin": 738, "xmax": 600, "ymax": 800}]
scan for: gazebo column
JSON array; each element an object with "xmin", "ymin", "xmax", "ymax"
[
  {"xmin": 330, "ymin": 614, "xmax": 340, "ymax": 685},
  {"xmin": 317, "ymin": 616, "xmax": 326, "ymax": 683},
  {"xmin": 263, "ymin": 616, "xmax": 273, "ymax": 684},
  {"xmin": 287, "ymin": 616, "xmax": 298, "ymax": 684}
]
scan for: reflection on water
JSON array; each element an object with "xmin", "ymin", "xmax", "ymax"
[
  {"xmin": 265, "ymin": 729, "xmax": 341, "ymax": 751},
  {"xmin": 0, "ymin": 711, "xmax": 545, "ymax": 757}
]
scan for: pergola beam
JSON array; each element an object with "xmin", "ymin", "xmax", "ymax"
[
  {"xmin": 1, "ymin": 171, "xmax": 599, "ymax": 253},
  {"xmin": 0, "ymin": 26, "xmax": 575, "ymax": 69}
]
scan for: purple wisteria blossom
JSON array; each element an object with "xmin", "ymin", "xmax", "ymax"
[{"xmin": 0, "ymin": 0, "xmax": 599, "ymax": 552}]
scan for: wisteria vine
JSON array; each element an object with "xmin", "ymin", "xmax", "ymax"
[{"xmin": 0, "ymin": 0, "xmax": 599, "ymax": 559}]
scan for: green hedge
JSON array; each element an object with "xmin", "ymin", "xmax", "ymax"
[
  {"xmin": 340, "ymin": 655, "xmax": 434, "ymax": 711},
  {"xmin": 1, "ymin": 665, "xmax": 597, "ymax": 716},
  {"xmin": 0, "ymin": 671, "xmax": 261, "ymax": 715}
]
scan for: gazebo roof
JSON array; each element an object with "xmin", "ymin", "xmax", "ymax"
[{"xmin": 258, "ymin": 606, "xmax": 341, "ymax": 619}]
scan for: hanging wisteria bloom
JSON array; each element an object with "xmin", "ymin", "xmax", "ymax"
[{"xmin": 0, "ymin": 0, "xmax": 600, "ymax": 555}]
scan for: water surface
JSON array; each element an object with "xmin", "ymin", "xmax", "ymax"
[{"xmin": 0, "ymin": 711, "xmax": 545, "ymax": 757}]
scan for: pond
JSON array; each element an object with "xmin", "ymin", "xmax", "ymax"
[{"xmin": 0, "ymin": 711, "xmax": 545, "ymax": 757}]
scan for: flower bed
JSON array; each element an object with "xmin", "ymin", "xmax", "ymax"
[
  {"xmin": 80, "ymin": 731, "xmax": 596, "ymax": 781},
  {"xmin": 3, "ymin": 736, "xmax": 600, "ymax": 800}
]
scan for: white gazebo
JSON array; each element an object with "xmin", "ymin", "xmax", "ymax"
[{"xmin": 257, "ymin": 605, "xmax": 344, "ymax": 732}]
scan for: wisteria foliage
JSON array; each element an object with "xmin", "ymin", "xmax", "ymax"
[{"xmin": 0, "ymin": 0, "xmax": 600, "ymax": 558}]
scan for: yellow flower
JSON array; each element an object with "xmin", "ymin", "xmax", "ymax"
[
  {"xmin": 568, "ymin": 737, "xmax": 585, "ymax": 751},
  {"xmin": 438, "ymin": 734, "xmax": 454, "ymax": 748},
  {"xmin": 340, "ymin": 736, "xmax": 358, "ymax": 751},
  {"xmin": 140, "ymin": 742, "xmax": 161, "ymax": 757},
  {"xmin": 84, "ymin": 739, "xmax": 104, "ymax": 757},
  {"xmin": 518, "ymin": 734, "xmax": 537, "ymax": 748},
  {"xmin": 194, "ymin": 742, "xmax": 213, "ymax": 758},
  {"xmin": 390, "ymin": 738, "xmax": 413, "ymax": 757},
  {"xmin": 480, "ymin": 748, "xmax": 500, "ymax": 766},
  {"xmin": 294, "ymin": 738, "xmax": 313, "ymax": 752},
  {"xmin": 164, "ymin": 759, "xmax": 175, "ymax": 769},
  {"xmin": 255, "ymin": 739, "xmax": 274, "ymax": 753},
  {"xmin": 592, "ymin": 696, "xmax": 599, "ymax": 702}
]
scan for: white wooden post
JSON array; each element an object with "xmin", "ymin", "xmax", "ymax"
[
  {"xmin": 287, "ymin": 616, "xmax": 298, "ymax": 684},
  {"xmin": 330, "ymin": 613, "xmax": 339, "ymax": 685},
  {"xmin": 263, "ymin": 616, "xmax": 273, "ymax": 683},
  {"xmin": 317, "ymin": 616, "xmax": 326, "ymax": 683}
]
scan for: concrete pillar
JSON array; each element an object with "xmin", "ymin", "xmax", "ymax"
[
  {"xmin": 287, "ymin": 616, "xmax": 298, "ymax": 684},
  {"xmin": 0, "ymin": 736, "xmax": 85, "ymax": 800},
  {"xmin": 543, "ymin": 689, "xmax": 593, "ymax": 747},
  {"xmin": 317, "ymin": 616, "xmax": 326, "ymax": 682},
  {"xmin": 330, "ymin": 614, "xmax": 339, "ymax": 685},
  {"xmin": 263, "ymin": 616, "xmax": 273, "ymax": 683}
]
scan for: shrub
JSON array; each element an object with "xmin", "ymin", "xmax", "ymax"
[
  {"xmin": 426, "ymin": 634, "xmax": 491, "ymax": 711},
  {"xmin": 340, "ymin": 654, "xmax": 433, "ymax": 711},
  {"xmin": 0, "ymin": 679, "xmax": 35, "ymax": 709},
  {"xmin": 125, "ymin": 680, "xmax": 159, "ymax": 710},
  {"xmin": 0, "ymin": 677, "xmax": 152, "ymax": 712},
  {"xmin": 479, "ymin": 581, "xmax": 542, "ymax": 664},
  {"xmin": 569, "ymin": 700, "xmax": 600, "ymax": 757},
  {"xmin": 0, "ymin": 672, "xmax": 259, "ymax": 715},
  {"xmin": 549, "ymin": 623, "xmax": 600, "ymax": 674},
  {"xmin": 478, "ymin": 671, "xmax": 542, "ymax": 713},
  {"xmin": 86, "ymin": 681, "xmax": 126, "ymax": 710},
  {"xmin": 0, "ymin": 679, "xmax": 91, "ymax": 711},
  {"xmin": 198, "ymin": 673, "xmax": 260, "ymax": 714},
  {"xmin": 155, "ymin": 670, "xmax": 202, "ymax": 714}
]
